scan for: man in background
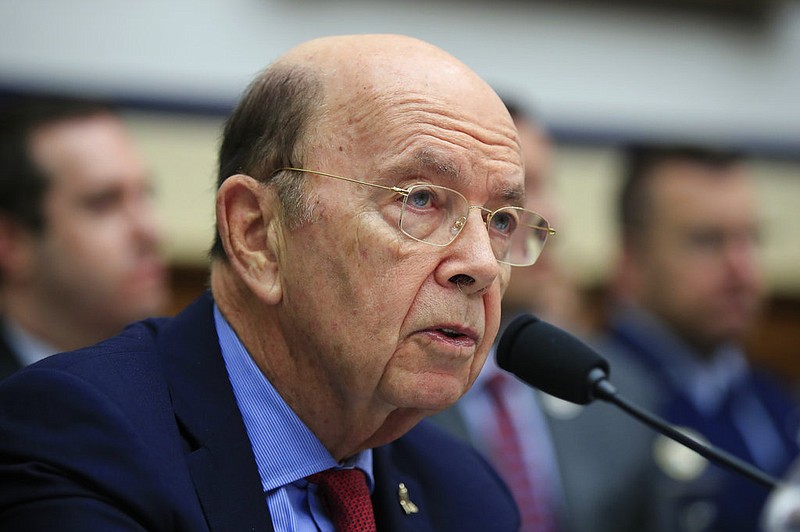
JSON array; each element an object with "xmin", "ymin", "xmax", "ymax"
[
  {"xmin": 0, "ymin": 97, "xmax": 169, "ymax": 378},
  {"xmin": 602, "ymin": 144, "xmax": 800, "ymax": 531},
  {"xmin": 500, "ymin": 100, "xmax": 584, "ymax": 331}
]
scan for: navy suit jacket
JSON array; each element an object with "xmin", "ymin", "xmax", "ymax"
[
  {"xmin": 0, "ymin": 293, "xmax": 519, "ymax": 531},
  {"xmin": 601, "ymin": 314, "xmax": 800, "ymax": 532}
]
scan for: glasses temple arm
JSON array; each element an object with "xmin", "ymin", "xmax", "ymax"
[{"xmin": 278, "ymin": 167, "xmax": 410, "ymax": 196}]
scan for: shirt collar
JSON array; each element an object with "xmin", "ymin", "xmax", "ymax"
[
  {"xmin": 2, "ymin": 317, "xmax": 59, "ymax": 367},
  {"xmin": 213, "ymin": 305, "xmax": 373, "ymax": 492}
]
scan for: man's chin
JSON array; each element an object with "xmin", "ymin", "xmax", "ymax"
[
  {"xmin": 378, "ymin": 364, "xmax": 473, "ymax": 413},
  {"xmin": 399, "ymin": 373, "xmax": 468, "ymax": 412},
  {"xmin": 715, "ymin": 312, "xmax": 759, "ymax": 339}
]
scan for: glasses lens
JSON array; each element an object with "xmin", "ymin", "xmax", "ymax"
[
  {"xmin": 400, "ymin": 184, "xmax": 469, "ymax": 246},
  {"xmin": 399, "ymin": 185, "xmax": 551, "ymax": 266},
  {"xmin": 489, "ymin": 207, "xmax": 551, "ymax": 266}
]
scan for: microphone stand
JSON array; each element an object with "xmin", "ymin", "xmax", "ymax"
[{"xmin": 588, "ymin": 369, "xmax": 780, "ymax": 490}]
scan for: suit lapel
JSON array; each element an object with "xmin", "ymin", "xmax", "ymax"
[
  {"xmin": 372, "ymin": 444, "xmax": 434, "ymax": 532},
  {"xmin": 158, "ymin": 293, "xmax": 273, "ymax": 532}
]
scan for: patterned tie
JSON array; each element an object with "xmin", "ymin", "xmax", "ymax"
[
  {"xmin": 306, "ymin": 468, "xmax": 376, "ymax": 532},
  {"xmin": 486, "ymin": 373, "xmax": 556, "ymax": 532}
]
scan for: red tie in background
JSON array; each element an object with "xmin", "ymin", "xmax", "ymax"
[
  {"xmin": 486, "ymin": 373, "xmax": 557, "ymax": 532},
  {"xmin": 307, "ymin": 468, "xmax": 376, "ymax": 532}
]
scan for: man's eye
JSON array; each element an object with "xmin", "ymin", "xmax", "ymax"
[
  {"xmin": 81, "ymin": 191, "xmax": 123, "ymax": 214},
  {"xmin": 490, "ymin": 211, "xmax": 518, "ymax": 235},
  {"xmin": 408, "ymin": 188, "xmax": 434, "ymax": 209},
  {"xmin": 687, "ymin": 230, "xmax": 725, "ymax": 251}
]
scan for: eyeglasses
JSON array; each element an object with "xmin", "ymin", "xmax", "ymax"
[{"xmin": 275, "ymin": 167, "xmax": 556, "ymax": 267}]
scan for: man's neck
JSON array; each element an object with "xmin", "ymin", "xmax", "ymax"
[
  {"xmin": 211, "ymin": 265, "xmax": 428, "ymax": 461},
  {"xmin": 2, "ymin": 291, "xmax": 113, "ymax": 352}
]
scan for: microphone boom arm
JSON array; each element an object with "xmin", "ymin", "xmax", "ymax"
[
  {"xmin": 497, "ymin": 313, "xmax": 782, "ymax": 491},
  {"xmin": 589, "ymin": 369, "xmax": 780, "ymax": 490}
]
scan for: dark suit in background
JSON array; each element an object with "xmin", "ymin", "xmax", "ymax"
[{"xmin": 598, "ymin": 308, "xmax": 800, "ymax": 532}]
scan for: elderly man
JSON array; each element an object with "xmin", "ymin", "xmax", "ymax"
[
  {"xmin": 0, "ymin": 35, "xmax": 556, "ymax": 530},
  {"xmin": 0, "ymin": 97, "xmax": 169, "ymax": 378}
]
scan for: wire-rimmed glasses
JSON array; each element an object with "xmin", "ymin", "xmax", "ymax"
[{"xmin": 275, "ymin": 167, "xmax": 556, "ymax": 267}]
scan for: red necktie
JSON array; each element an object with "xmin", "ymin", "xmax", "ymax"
[
  {"xmin": 486, "ymin": 373, "xmax": 556, "ymax": 532},
  {"xmin": 306, "ymin": 468, "xmax": 376, "ymax": 532}
]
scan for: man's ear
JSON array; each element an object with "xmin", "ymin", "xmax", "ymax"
[
  {"xmin": 215, "ymin": 174, "xmax": 283, "ymax": 304},
  {"xmin": 0, "ymin": 214, "xmax": 35, "ymax": 283}
]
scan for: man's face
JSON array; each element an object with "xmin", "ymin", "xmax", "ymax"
[
  {"xmin": 632, "ymin": 162, "xmax": 764, "ymax": 353},
  {"xmin": 26, "ymin": 114, "xmax": 168, "ymax": 334},
  {"xmin": 273, "ymin": 60, "xmax": 523, "ymax": 418}
]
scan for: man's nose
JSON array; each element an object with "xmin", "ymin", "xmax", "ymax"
[
  {"xmin": 129, "ymin": 196, "xmax": 163, "ymax": 247},
  {"xmin": 441, "ymin": 208, "xmax": 500, "ymax": 295}
]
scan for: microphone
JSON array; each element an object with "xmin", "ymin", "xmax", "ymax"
[{"xmin": 496, "ymin": 313, "xmax": 780, "ymax": 490}]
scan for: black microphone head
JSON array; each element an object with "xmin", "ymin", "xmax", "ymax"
[{"xmin": 496, "ymin": 314, "xmax": 610, "ymax": 405}]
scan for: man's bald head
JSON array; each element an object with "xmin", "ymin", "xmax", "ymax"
[
  {"xmin": 278, "ymin": 34, "xmax": 500, "ymax": 111},
  {"xmin": 211, "ymin": 34, "xmax": 515, "ymax": 259}
]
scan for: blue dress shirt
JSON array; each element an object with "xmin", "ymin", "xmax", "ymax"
[
  {"xmin": 214, "ymin": 306, "xmax": 373, "ymax": 531},
  {"xmin": 2, "ymin": 317, "xmax": 58, "ymax": 367}
]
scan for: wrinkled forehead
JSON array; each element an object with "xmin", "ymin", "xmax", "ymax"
[
  {"xmin": 335, "ymin": 88, "xmax": 522, "ymax": 200},
  {"xmin": 316, "ymin": 37, "xmax": 511, "ymax": 133},
  {"xmin": 288, "ymin": 36, "xmax": 523, "ymax": 197}
]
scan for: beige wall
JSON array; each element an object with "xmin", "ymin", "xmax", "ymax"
[
  {"xmin": 125, "ymin": 111, "xmax": 800, "ymax": 296},
  {"xmin": 124, "ymin": 112, "xmax": 222, "ymax": 265},
  {"xmin": 551, "ymin": 147, "xmax": 800, "ymax": 296}
]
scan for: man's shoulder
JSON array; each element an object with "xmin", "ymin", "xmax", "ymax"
[
  {"xmin": 372, "ymin": 419, "xmax": 520, "ymax": 531},
  {"xmin": 14, "ymin": 291, "xmax": 216, "ymax": 385},
  {"xmin": 15, "ymin": 318, "xmax": 168, "ymax": 382},
  {"xmin": 0, "ymin": 313, "xmax": 209, "ymax": 531},
  {"xmin": 0, "ymin": 317, "xmax": 175, "ymax": 426},
  {"xmin": 749, "ymin": 366, "xmax": 800, "ymax": 418},
  {"xmin": 0, "ymin": 312, "xmax": 190, "ymax": 445}
]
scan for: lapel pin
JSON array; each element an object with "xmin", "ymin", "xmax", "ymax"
[{"xmin": 397, "ymin": 483, "xmax": 419, "ymax": 515}]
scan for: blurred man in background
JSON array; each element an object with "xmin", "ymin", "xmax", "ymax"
[
  {"xmin": 500, "ymin": 100, "xmax": 584, "ymax": 331},
  {"xmin": 431, "ymin": 100, "xmax": 657, "ymax": 532},
  {"xmin": 0, "ymin": 96, "xmax": 169, "ymax": 379},
  {"xmin": 602, "ymin": 144, "xmax": 800, "ymax": 532}
]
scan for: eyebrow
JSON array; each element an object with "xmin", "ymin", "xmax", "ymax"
[
  {"xmin": 377, "ymin": 149, "xmax": 459, "ymax": 183},
  {"xmin": 498, "ymin": 183, "xmax": 525, "ymax": 206},
  {"xmin": 413, "ymin": 150, "xmax": 461, "ymax": 182},
  {"xmin": 382, "ymin": 149, "xmax": 525, "ymax": 205}
]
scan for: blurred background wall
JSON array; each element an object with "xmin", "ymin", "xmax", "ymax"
[{"xmin": 2, "ymin": 0, "xmax": 799, "ymax": 375}]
